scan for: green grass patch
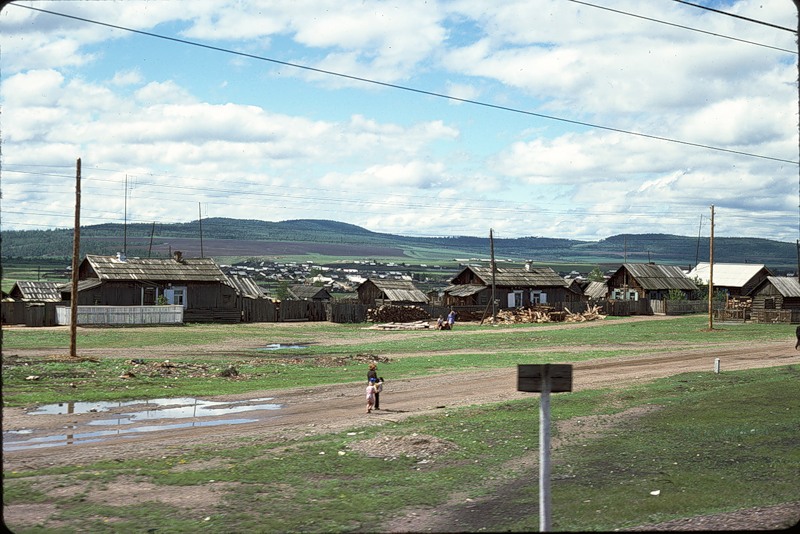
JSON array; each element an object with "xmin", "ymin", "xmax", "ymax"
[{"xmin": 4, "ymin": 366, "xmax": 798, "ymax": 532}]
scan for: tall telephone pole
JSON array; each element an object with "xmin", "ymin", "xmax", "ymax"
[
  {"xmin": 70, "ymin": 158, "xmax": 81, "ymax": 358},
  {"xmin": 708, "ymin": 205, "xmax": 714, "ymax": 331}
]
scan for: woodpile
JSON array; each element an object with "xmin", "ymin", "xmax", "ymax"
[
  {"xmin": 485, "ymin": 305, "xmax": 606, "ymax": 324},
  {"xmin": 564, "ymin": 305, "xmax": 606, "ymax": 322},
  {"xmin": 367, "ymin": 304, "xmax": 431, "ymax": 323}
]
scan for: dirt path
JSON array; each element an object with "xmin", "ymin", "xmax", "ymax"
[{"xmin": 3, "ymin": 319, "xmax": 800, "ymax": 531}]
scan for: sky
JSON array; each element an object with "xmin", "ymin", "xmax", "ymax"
[{"xmin": 0, "ymin": 0, "xmax": 797, "ymax": 242}]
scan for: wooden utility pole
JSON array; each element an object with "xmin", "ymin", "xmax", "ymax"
[
  {"xmin": 123, "ymin": 174, "xmax": 128, "ymax": 256},
  {"xmin": 490, "ymin": 228, "xmax": 497, "ymax": 321},
  {"xmin": 708, "ymin": 205, "xmax": 714, "ymax": 331},
  {"xmin": 69, "ymin": 158, "xmax": 81, "ymax": 358}
]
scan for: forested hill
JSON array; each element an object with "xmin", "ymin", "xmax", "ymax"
[{"xmin": 1, "ymin": 218, "xmax": 796, "ymax": 271}]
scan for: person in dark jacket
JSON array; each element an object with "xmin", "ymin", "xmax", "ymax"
[
  {"xmin": 367, "ymin": 362, "xmax": 381, "ymax": 410},
  {"xmin": 795, "ymin": 325, "xmax": 800, "ymax": 350}
]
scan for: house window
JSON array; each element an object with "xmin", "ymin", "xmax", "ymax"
[
  {"xmin": 531, "ymin": 290, "xmax": 547, "ymax": 305},
  {"xmin": 508, "ymin": 290, "xmax": 523, "ymax": 308},
  {"xmin": 164, "ymin": 286, "xmax": 188, "ymax": 308},
  {"xmin": 764, "ymin": 298, "xmax": 775, "ymax": 310}
]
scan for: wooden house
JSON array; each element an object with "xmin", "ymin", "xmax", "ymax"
[
  {"xmin": 356, "ymin": 278, "xmax": 428, "ymax": 306},
  {"xmin": 607, "ymin": 263, "xmax": 697, "ymax": 301},
  {"xmin": 749, "ymin": 276, "xmax": 800, "ymax": 323},
  {"xmin": 443, "ymin": 266, "xmax": 579, "ymax": 309},
  {"xmin": 687, "ymin": 263, "xmax": 772, "ymax": 297},
  {"xmin": 288, "ymin": 285, "xmax": 332, "ymax": 301},
  {"xmin": 8, "ymin": 281, "xmax": 64, "ymax": 302},
  {"xmin": 62, "ymin": 252, "xmax": 241, "ymax": 323}
]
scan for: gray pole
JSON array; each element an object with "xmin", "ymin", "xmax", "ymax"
[{"xmin": 539, "ymin": 364, "xmax": 552, "ymax": 532}]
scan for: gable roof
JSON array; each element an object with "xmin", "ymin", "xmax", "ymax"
[
  {"xmin": 83, "ymin": 254, "xmax": 230, "ymax": 284},
  {"xmin": 619, "ymin": 263, "xmax": 697, "ymax": 291},
  {"xmin": 687, "ymin": 263, "xmax": 771, "ymax": 288},
  {"xmin": 455, "ymin": 266, "xmax": 567, "ymax": 288},
  {"xmin": 9, "ymin": 281, "xmax": 64, "ymax": 302},
  {"xmin": 360, "ymin": 278, "xmax": 428, "ymax": 303},
  {"xmin": 288, "ymin": 285, "xmax": 331, "ymax": 300},
  {"xmin": 762, "ymin": 276, "xmax": 800, "ymax": 298}
]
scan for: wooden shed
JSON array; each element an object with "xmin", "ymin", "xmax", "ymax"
[
  {"xmin": 357, "ymin": 278, "xmax": 428, "ymax": 306},
  {"xmin": 443, "ymin": 266, "xmax": 579, "ymax": 309},
  {"xmin": 607, "ymin": 263, "xmax": 697, "ymax": 301},
  {"xmin": 63, "ymin": 252, "xmax": 240, "ymax": 323},
  {"xmin": 288, "ymin": 285, "xmax": 332, "ymax": 301},
  {"xmin": 8, "ymin": 281, "xmax": 64, "ymax": 302},
  {"xmin": 749, "ymin": 276, "xmax": 800, "ymax": 323}
]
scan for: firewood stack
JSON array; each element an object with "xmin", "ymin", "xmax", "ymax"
[
  {"xmin": 367, "ymin": 304, "xmax": 431, "ymax": 323},
  {"xmin": 485, "ymin": 305, "xmax": 606, "ymax": 324},
  {"xmin": 564, "ymin": 305, "xmax": 606, "ymax": 322}
]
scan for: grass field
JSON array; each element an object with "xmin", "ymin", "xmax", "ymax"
[{"xmin": 2, "ymin": 316, "xmax": 799, "ymax": 532}]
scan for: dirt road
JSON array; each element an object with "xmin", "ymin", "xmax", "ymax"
[{"xmin": 4, "ymin": 335, "xmax": 799, "ymax": 472}]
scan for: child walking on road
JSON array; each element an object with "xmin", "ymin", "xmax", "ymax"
[{"xmin": 366, "ymin": 378, "xmax": 377, "ymax": 413}]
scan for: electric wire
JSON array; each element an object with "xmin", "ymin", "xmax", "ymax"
[
  {"xmin": 671, "ymin": 0, "xmax": 796, "ymax": 33},
  {"xmin": 566, "ymin": 0, "xmax": 796, "ymax": 53},
  {"xmin": 12, "ymin": 3, "xmax": 798, "ymax": 166}
]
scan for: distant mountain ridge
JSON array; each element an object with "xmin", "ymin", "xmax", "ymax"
[{"xmin": 1, "ymin": 218, "xmax": 797, "ymax": 272}]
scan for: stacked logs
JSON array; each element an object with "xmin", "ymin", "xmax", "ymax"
[
  {"xmin": 486, "ymin": 305, "xmax": 606, "ymax": 324},
  {"xmin": 367, "ymin": 304, "xmax": 431, "ymax": 323}
]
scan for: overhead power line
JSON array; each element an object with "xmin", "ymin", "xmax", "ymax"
[
  {"xmin": 567, "ymin": 0, "xmax": 796, "ymax": 53},
  {"xmin": 671, "ymin": 0, "xmax": 797, "ymax": 33},
  {"xmin": 14, "ymin": 4, "xmax": 799, "ymax": 166}
]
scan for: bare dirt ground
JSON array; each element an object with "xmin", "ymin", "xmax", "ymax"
[{"xmin": 3, "ymin": 316, "xmax": 800, "ymax": 531}]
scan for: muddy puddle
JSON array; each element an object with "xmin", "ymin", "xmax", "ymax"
[
  {"xmin": 258, "ymin": 343, "xmax": 307, "ymax": 350},
  {"xmin": 3, "ymin": 397, "xmax": 283, "ymax": 452}
]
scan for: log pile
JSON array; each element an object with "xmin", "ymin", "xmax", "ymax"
[
  {"xmin": 485, "ymin": 305, "xmax": 606, "ymax": 324},
  {"xmin": 367, "ymin": 304, "xmax": 431, "ymax": 323},
  {"xmin": 564, "ymin": 305, "xmax": 606, "ymax": 322}
]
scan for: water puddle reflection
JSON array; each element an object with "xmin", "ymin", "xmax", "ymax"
[{"xmin": 4, "ymin": 397, "xmax": 283, "ymax": 452}]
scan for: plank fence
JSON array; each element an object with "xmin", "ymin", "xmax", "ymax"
[{"xmin": 55, "ymin": 305, "xmax": 184, "ymax": 326}]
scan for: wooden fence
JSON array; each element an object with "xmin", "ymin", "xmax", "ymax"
[
  {"xmin": 55, "ymin": 305, "xmax": 184, "ymax": 326},
  {"xmin": 1, "ymin": 301, "xmax": 59, "ymax": 326},
  {"xmin": 752, "ymin": 309, "xmax": 800, "ymax": 324}
]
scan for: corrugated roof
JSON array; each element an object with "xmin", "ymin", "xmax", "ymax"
[
  {"xmin": 85, "ymin": 255, "xmax": 231, "ymax": 284},
  {"xmin": 766, "ymin": 276, "xmax": 800, "ymax": 298},
  {"xmin": 687, "ymin": 263, "xmax": 770, "ymax": 287},
  {"xmin": 622, "ymin": 263, "xmax": 697, "ymax": 291},
  {"xmin": 364, "ymin": 279, "xmax": 428, "ymax": 303},
  {"xmin": 457, "ymin": 266, "xmax": 568, "ymax": 288},
  {"xmin": 10, "ymin": 281, "xmax": 63, "ymax": 301}
]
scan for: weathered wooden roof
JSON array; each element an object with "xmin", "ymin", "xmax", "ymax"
[
  {"xmin": 620, "ymin": 263, "xmax": 697, "ymax": 291},
  {"xmin": 288, "ymin": 285, "xmax": 331, "ymax": 300},
  {"xmin": 361, "ymin": 278, "xmax": 428, "ymax": 303},
  {"xmin": 444, "ymin": 284, "xmax": 486, "ymax": 297},
  {"xmin": 455, "ymin": 266, "xmax": 568, "ymax": 288},
  {"xmin": 764, "ymin": 276, "xmax": 800, "ymax": 298},
  {"xmin": 84, "ymin": 255, "xmax": 231, "ymax": 283},
  {"xmin": 687, "ymin": 263, "xmax": 771, "ymax": 288},
  {"xmin": 227, "ymin": 275, "xmax": 267, "ymax": 299},
  {"xmin": 583, "ymin": 281, "xmax": 608, "ymax": 300},
  {"xmin": 9, "ymin": 281, "xmax": 63, "ymax": 302}
]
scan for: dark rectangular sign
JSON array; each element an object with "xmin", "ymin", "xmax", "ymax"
[{"xmin": 517, "ymin": 364, "xmax": 573, "ymax": 393}]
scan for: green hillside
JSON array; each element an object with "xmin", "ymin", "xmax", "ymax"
[{"xmin": 1, "ymin": 218, "xmax": 797, "ymax": 273}]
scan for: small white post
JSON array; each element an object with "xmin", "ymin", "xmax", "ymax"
[
  {"xmin": 539, "ymin": 365, "xmax": 552, "ymax": 532},
  {"xmin": 714, "ymin": 358, "xmax": 721, "ymax": 374}
]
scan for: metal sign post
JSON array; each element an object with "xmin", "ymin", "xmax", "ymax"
[{"xmin": 518, "ymin": 364, "xmax": 573, "ymax": 532}]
